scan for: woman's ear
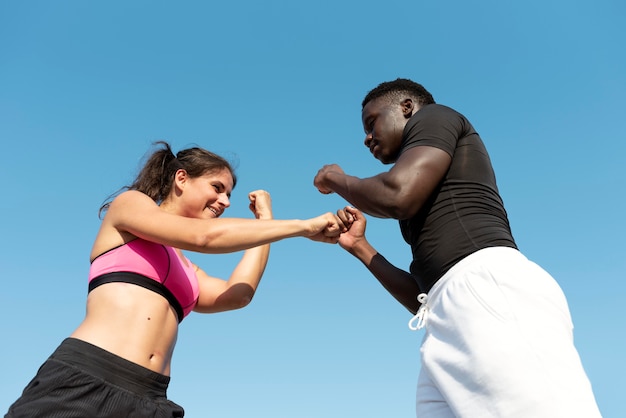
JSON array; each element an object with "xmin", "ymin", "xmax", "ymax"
[{"xmin": 173, "ymin": 169, "xmax": 188, "ymax": 191}]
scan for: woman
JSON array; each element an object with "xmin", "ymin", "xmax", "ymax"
[{"xmin": 6, "ymin": 142, "xmax": 344, "ymax": 417}]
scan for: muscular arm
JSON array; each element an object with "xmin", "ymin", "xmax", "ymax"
[
  {"xmin": 317, "ymin": 146, "xmax": 451, "ymax": 219},
  {"xmin": 353, "ymin": 244, "xmax": 422, "ymax": 314}
]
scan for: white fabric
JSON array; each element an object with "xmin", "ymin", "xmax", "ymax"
[{"xmin": 414, "ymin": 247, "xmax": 602, "ymax": 418}]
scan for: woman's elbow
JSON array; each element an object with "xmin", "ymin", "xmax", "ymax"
[
  {"xmin": 235, "ymin": 294, "xmax": 254, "ymax": 309},
  {"xmin": 228, "ymin": 287, "xmax": 256, "ymax": 310}
]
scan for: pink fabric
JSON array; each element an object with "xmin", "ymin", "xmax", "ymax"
[{"xmin": 89, "ymin": 239, "xmax": 199, "ymax": 318}]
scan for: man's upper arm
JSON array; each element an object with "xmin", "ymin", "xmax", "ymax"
[{"xmin": 385, "ymin": 145, "xmax": 452, "ymax": 219}]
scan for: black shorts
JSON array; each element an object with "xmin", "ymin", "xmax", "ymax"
[{"xmin": 5, "ymin": 338, "xmax": 184, "ymax": 418}]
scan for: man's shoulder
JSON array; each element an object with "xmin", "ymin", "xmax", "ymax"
[
  {"xmin": 417, "ymin": 103, "xmax": 461, "ymax": 117},
  {"xmin": 407, "ymin": 104, "xmax": 464, "ymax": 129}
]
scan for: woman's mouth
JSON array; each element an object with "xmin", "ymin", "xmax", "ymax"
[{"xmin": 208, "ymin": 207, "xmax": 221, "ymax": 217}]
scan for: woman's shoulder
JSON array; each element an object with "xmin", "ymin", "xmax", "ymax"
[
  {"xmin": 107, "ymin": 190, "xmax": 156, "ymax": 211},
  {"xmin": 100, "ymin": 191, "xmax": 160, "ymax": 233},
  {"xmin": 114, "ymin": 189, "xmax": 149, "ymax": 201}
]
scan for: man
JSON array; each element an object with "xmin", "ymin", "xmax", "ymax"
[{"xmin": 314, "ymin": 78, "xmax": 601, "ymax": 417}]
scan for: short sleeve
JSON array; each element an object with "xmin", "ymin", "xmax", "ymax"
[{"xmin": 401, "ymin": 104, "xmax": 469, "ymax": 157}]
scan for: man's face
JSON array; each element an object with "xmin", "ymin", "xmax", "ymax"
[{"xmin": 361, "ymin": 97, "xmax": 408, "ymax": 164}]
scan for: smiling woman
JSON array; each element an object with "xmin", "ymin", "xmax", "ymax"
[{"xmin": 5, "ymin": 141, "xmax": 348, "ymax": 418}]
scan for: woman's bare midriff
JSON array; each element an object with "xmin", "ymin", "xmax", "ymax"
[{"xmin": 70, "ymin": 282, "xmax": 180, "ymax": 375}]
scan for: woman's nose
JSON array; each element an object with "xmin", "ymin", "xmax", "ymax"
[{"xmin": 219, "ymin": 194, "xmax": 231, "ymax": 208}]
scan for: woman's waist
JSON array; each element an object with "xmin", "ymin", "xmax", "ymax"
[{"xmin": 72, "ymin": 284, "xmax": 179, "ymax": 374}]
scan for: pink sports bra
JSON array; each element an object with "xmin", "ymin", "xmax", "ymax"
[{"xmin": 88, "ymin": 239, "xmax": 200, "ymax": 322}]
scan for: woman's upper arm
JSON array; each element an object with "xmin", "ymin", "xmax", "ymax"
[
  {"xmin": 193, "ymin": 266, "xmax": 256, "ymax": 314},
  {"xmin": 106, "ymin": 190, "xmax": 203, "ymax": 249},
  {"xmin": 192, "ymin": 267, "xmax": 229, "ymax": 313}
]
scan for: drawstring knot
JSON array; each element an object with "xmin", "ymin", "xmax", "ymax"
[{"xmin": 408, "ymin": 293, "xmax": 429, "ymax": 331}]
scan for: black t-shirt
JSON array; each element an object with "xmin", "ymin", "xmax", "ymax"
[{"xmin": 399, "ymin": 104, "xmax": 517, "ymax": 292}]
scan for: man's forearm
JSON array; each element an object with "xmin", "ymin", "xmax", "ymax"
[{"xmin": 348, "ymin": 241, "xmax": 422, "ymax": 314}]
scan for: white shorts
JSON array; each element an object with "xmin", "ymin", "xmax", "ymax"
[{"xmin": 414, "ymin": 247, "xmax": 601, "ymax": 418}]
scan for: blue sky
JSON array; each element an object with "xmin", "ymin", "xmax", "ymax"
[{"xmin": 1, "ymin": 1, "xmax": 624, "ymax": 417}]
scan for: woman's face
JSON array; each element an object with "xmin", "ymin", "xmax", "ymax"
[{"xmin": 180, "ymin": 168, "xmax": 234, "ymax": 219}]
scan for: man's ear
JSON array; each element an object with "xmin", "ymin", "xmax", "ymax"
[{"xmin": 401, "ymin": 98, "xmax": 415, "ymax": 119}]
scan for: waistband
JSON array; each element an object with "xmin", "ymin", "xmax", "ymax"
[
  {"xmin": 429, "ymin": 246, "xmax": 524, "ymax": 302},
  {"xmin": 51, "ymin": 338, "xmax": 170, "ymax": 397},
  {"xmin": 409, "ymin": 247, "xmax": 524, "ymax": 331}
]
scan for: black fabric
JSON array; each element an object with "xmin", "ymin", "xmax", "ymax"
[
  {"xmin": 89, "ymin": 272, "xmax": 184, "ymax": 323},
  {"xmin": 5, "ymin": 338, "xmax": 184, "ymax": 418},
  {"xmin": 399, "ymin": 104, "xmax": 517, "ymax": 292}
]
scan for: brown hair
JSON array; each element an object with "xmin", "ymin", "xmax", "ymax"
[{"xmin": 99, "ymin": 141, "xmax": 236, "ymax": 216}]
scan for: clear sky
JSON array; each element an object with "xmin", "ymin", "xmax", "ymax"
[{"xmin": 1, "ymin": 1, "xmax": 624, "ymax": 417}]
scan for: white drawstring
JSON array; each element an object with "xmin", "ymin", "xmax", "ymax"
[{"xmin": 408, "ymin": 293, "xmax": 429, "ymax": 330}]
